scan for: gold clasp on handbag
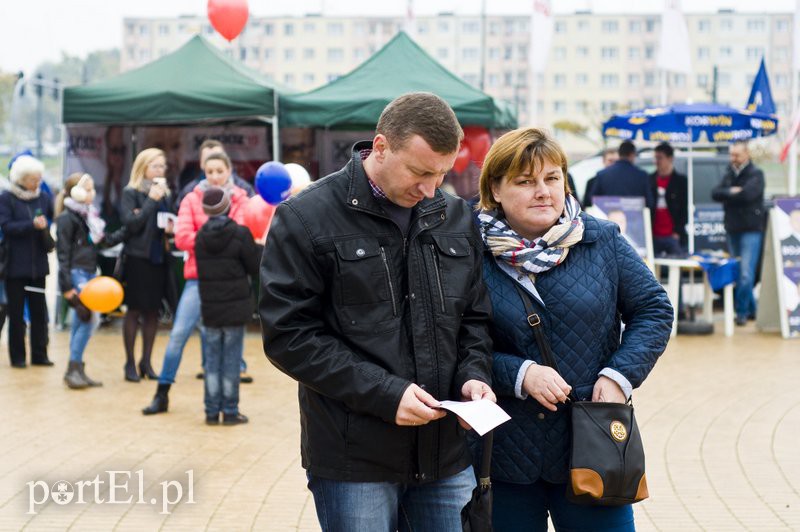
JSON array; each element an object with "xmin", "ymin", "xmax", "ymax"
[{"xmin": 527, "ymin": 313, "xmax": 541, "ymax": 327}]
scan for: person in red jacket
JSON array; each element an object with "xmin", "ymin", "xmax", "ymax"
[{"xmin": 142, "ymin": 152, "xmax": 248, "ymax": 415}]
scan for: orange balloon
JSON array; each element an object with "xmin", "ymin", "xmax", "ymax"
[{"xmin": 79, "ymin": 276, "xmax": 124, "ymax": 313}]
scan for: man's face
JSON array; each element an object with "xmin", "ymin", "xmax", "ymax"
[
  {"xmin": 730, "ymin": 144, "xmax": 749, "ymax": 168},
  {"xmin": 790, "ymin": 210, "xmax": 800, "ymax": 234},
  {"xmin": 654, "ymin": 151, "xmax": 674, "ymax": 176},
  {"xmin": 371, "ymin": 134, "xmax": 457, "ymax": 208}
]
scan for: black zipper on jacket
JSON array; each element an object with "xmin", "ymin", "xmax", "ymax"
[
  {"xmin": 428, "ymin": 244, "xmax": 446, "ymax": 313},
  {"xmin": 379, "ymin": 246, "xmax": 398, "ymax": 318}
]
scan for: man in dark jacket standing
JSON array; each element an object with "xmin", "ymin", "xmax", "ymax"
[
  {"xmin": 712, "ymin": 141, "xmax": 765, "ymax": 325},
  {"xmin": 591, "ymin": 140, "xmax": 655, "ymax": 211},
  {"xmin": 259, "ymin": 92, "xmax": 495, "ymax": 530},
  {"xmin": 650, "ymin": 142, "xmax": 688, "ymax": 256}
]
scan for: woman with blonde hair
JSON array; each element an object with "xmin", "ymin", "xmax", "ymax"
[{"xmin": 119, "ymin": 148, "xmax": 172, "ymax": 382}]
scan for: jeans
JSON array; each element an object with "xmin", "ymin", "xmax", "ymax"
[
  {"xmin": 307, "ymin": 465, "xmax": 475, "ymax": 532},
  {"xmin": 492, "ymin": 479, "xmax": 635, "ymax": 532},
  {"xmin": 6, "ymin": 277, "xmax": 48, "ymax": 365},
  {"xmin": 158, "ymin": 280, "xmax": 205, "ymax": 384},
  {"xmin": 203, "ymin": 325, "xmax": 244, "ymax": 416},
  {"xmin": 654, "ymin": 235, "xmax": 684, "ymax": 257},
  {"xmin": 69, "ymin": 269, "xmax": 99, "ymax": 363},
  {"xmin": 727, "ymin": 231, "xmax": 763, "ymax": 319}
]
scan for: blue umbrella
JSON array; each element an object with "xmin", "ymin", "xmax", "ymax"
[{"xmin": 602, "ymin": 103, "xmax": 779, "ymax": 253}]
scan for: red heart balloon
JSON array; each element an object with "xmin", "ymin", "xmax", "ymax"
[
  {"xmin": 452, "ymin": 142, "xmax": 471, "ymax": 173},
  {"xmin": 463, "ymin": 126, "xmax": 492, "ymax": 168},
  {"xmin": 207, "ymin": 0, "xmax": 249, "ymax": 42}
]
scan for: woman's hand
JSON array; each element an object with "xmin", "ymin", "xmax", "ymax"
[
  {"xmin": 63, "ymin": 289, "xmax": 77, "ymax": 300},
  {"xmin": 592, "ymin": 376, "xmax": 626, "ymax": 403},
  {"xmin": 522, "ymin": 364, "xmax": 571, "ymax": 412},
  {"xmin": 148, "ymin": 184, "xmax": 166, "ymax": 201}
]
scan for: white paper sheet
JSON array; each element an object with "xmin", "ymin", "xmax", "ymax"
[{"xmin": 436, "ymin": 399, "xmax": 511, "ymax": 436}]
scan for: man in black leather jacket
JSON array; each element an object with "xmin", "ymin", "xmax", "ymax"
[
  {"xmin": 259, "ymin": 92, "xmax": 495, "ymax": 530},
  {"xmin": 711, "ymin": 141, "xmax": 766, "ymax": 325}
]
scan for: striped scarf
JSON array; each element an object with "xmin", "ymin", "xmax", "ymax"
[{"xmin": 478, "ymin": 195, "xmax": 585, "ymax": 276}]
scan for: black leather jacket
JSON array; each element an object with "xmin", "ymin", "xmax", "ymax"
[
  {"xmin": 259, "ymin": 142, "xmax": 493, "ymax": 483},
  {"xmin": 711, "ymin": 161, "xmax": 765, "ymax": 234},
  {"xmin": 119, "ymin": 187, "xmax": 168, "ymax": 260}
]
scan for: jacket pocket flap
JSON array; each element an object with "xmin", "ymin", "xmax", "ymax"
[
  {"xmin": 334, "ymin": 238, "xmax": 381, "ymax": 261},
  {"xmin": 431, "ymin": 235, "xmax": 471, "ymax": 257}
]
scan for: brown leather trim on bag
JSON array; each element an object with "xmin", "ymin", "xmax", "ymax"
[
  {"xmin": 571, "ymin": 468, "xmax": 604, "ymax": 499},
  {"xmin": 635, "ymin": 474, "xmax": 649, "ymax": 501}
]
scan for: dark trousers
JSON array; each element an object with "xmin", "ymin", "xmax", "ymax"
[{"xmin": 6, "ymin": 277, "xmax": 49, "ymax": 365}]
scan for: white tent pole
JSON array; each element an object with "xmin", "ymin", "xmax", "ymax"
[
  {"xmin": 791, "ymin": 70, "xmax": 798, "ymax": 195},
  {"xmin": 272, "ymin": 91, "xmax": 280, "ymax": 162},
  {"xmin": 688, "ymin": 127, "xmax": 695, "ymax": 254}
]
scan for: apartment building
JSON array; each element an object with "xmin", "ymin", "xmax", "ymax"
[{"xmin": 122, "ymin": 9, "xmax": 794, "ymax": 154}]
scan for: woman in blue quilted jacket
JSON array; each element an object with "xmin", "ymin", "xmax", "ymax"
[{"xmin": 476, "ymin": 128, "xmax": 672, "ymax": 531}]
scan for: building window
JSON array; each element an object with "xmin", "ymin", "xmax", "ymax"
[
  {"xmin": 645, "ymin": 18, "xmax": 657, "ymax": 33},
  {"xmin": 139, "ymin": 24, "xmax": 150, "ymax": 35},
  {"xmin": 251, "ymin": 47, "xmax": 260, "ymax": 60},
  {"xmin": 720, "ymin": 19, "xmax": 733, "ymax": 31},
  {"xmin": 553, "ymin": 74, "xmax": 566, "ymax": 88},
  {"xmin": 304, "ymin": 22, "xmax": 315, "ymax": 33},
  {"xmin": 438, "ymin": 20, "xmax": 450, "ymax": 32},
  {"xmin": 628, "ymin": 73, "xmax": 640, "ymax": 87},
  {"xmin": 518, "ymin": 45, "xmax": 528, "ymax": 61},
  {"xmin": 139, "ymin": 49, "xmax": 150, "ymax": 61},
  {"xmin": 437, "ymin": 48, "xmax": 449, "ymax": 60},
  {"xmin": 504, "ymin": 72, "xmax": 513, "ymax": 87},
  {"xmin": 602, "ymin": 20, "xmax": 618, "ymax": 33},
  {"xmin": 462, "ymin": 21, "xmax": 480, "ymax": 33},
  {"xmin": 776, "ymin": 73, "xmax": 790, "ymax": 87},
  {"xmin": 487, "ymin": 47, "xmax": 500, "ymax": 60},
  {"xmin": 284, "ymin": 74, "xmax": 295, "ymax": 85},
  {"xmin": 746, "ymin": 47, "xmax": 764, "ymax": 61},
  {"xmin": 776, "ymin": 18, "xmax": 790, "ymax": 32},
  {"xmin": 555, "ymin": 21, "xmax": 566, "ymax": 33},
  {"xmin": 303, "ymin": 73, "xmax": 315, "ymax": 85},
  {"xmin": 239, "ymin": 48, "xmax": 247, "ymax": 61},
  {"xmin": 576, "ymin": 73, "xmax": 588, "ymax": 86},
  {"xmin": 674, "ymin": 74, "xmax": 686, "ymax": 88},
  {"xmin": 600, "ymin": 101, "xmax": 618, "ymax": 114},
  {"xmin": 645, "ymin": 45, "xmax": 655, "ymax": 60},
  {"xmin": 463, "ymin": 73, "xmax": 479, "ymax": 86},
  {"xmin": 354, "ymin": 22, "xmax": 366, "ymax": 36},
  {"xmin": 284, "ymin": 49, "xmax": 295, "ymax": 60},
  {"xmin": 462, "ymin": 48, "xmax": 479, "ymax": 61},
  {"xmin": 158, "ymin": 24, "xmax": 169, "ymax": 36},
  {"xmin": 327, "ymin": 74, "xmax": 340, "ymax": 82},
  {"xmin": 629, "ymin": 47, "xmax": 640, "ymax": 60},
  {"xmin": 629, "ymin": 20, "xmax": 642, "ymax": 33},
  {"xmin": 284, "ymin": 23, "xmax": 294, "ymax": 36},
  {"xmin": 576, "ymin": 46, "xmax": 589, "ymax": 58},
  {"xmin": 601, "ymin": 47, "xmax": 618, "ymax": 60},
  {"xmin": 718, "ymin": 72, "xmax": 731, "ymax": 86},
  {"xmin": 327, "ymin": 48, "xmax": 344, "ymax": 62},
  {"xmin": 553, "ymin": 101, "xmax": 566, "ymax": 114},
  {"xmin": 697, "ymin": 47, "xmax": 710, "ymax": 60},
  {"xmin": 327, "ymin": 22, "xmax": 343, "ymax": 36},
  {"xmin": 263, "ymin": 48, "xmax": 273, "ymax": 60},
  {"xmin": 601, "ymin": 73, "xmax": 619, "ymax": 88},
  {"xmin": 264, "ymin": 24, "xmax": 274, "ymax": 35},
  {"xmin": 697, "ymin": 19, "xmax": 710, "ymax": 32},
  {"xmin": 577, "ymin": 19, "xmax": 589, "ymax": 32},
  {"xmin": 417, "ymin": 22, "xmax": 429, "ymax": 34},
  {"xmin": 303, "ymin": 48, "xmax": 315, "ymax": 60},
  {"xmin": 576, "ymin": 101, "xmax": 589, "ymax": 114},
  {"xmin": 747, "ymin": 18, "xmax": 765, "ymax": 32},
  {"xmin": 719, "ymin": 46, "xmax": 732, "ymax": 59},
  {"xmin": 644, "ymin": 71, "xmax": 656, "ymax": 87},
  {"xmin": 354, "ymin": 48, "xmax": 367, "ymax": 61},
  {"xmin": 697, "ymin": 74, "xmax": 709, "ymax": 87},
  {"xmin": 126, "ymin": 23, "xmax": 135, "ymax": 35},
  {"xmin": 488, "ymin": 73, "xmax": 499, "ymax": 87},
  {"xmin": 126, "ymin": 47, "xmax": 135, "ymax": 60},
  {"xmin": 553, "ymin": 47, "xmax": 566, "ymax": 60},
  {"xmin": 504, "ymin": 46, "xmax": 513, "ymax": 60},
  {"xmin": 776, "ymin": 47, "xmax": 789, "ymax": 62}
]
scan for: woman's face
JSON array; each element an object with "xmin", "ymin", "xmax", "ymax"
[
  {"xmin": 20, "ymin": 173, "xmax": 42, "ymax": 192},
  {"xmin": 205, "ymin": 159, "xmax": 231, "ymax": 187},
  {"xmin": 491, "ymin": 159, "xmax": 566, "ymax": 240},
  {"xmin": 145, "ymin": 156, "xmax": 167, "ymax": 180}
]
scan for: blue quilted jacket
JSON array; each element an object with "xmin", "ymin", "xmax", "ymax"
[{"xmin": 483, "ymin": 213, "xmax": 672, "ymax": 484}]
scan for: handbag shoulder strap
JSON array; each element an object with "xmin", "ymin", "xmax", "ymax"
[{"xmin": 512, "ymin": 282, "xmax": 562, "ymax": 374}]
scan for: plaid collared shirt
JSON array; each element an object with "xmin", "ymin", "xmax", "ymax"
[{"xmin": 359, "ymin": 148, "xmax": 387, "ymax": 200}]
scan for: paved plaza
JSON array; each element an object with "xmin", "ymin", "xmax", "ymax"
[{"xmin": 0, "ymin": 318, "xmax": 798, "ymax": 531}]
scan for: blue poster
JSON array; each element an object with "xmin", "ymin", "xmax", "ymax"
[
  {"xmin": 774, "ymin": 198, "xmax": 800, "ymax": 337},
  {"xmin": 693, "ymin": 203, "xmax": 728, "ymax": 254},
  {"xmin": 592, "ymin": 196, "xmax": 648, "ymax": 259}
]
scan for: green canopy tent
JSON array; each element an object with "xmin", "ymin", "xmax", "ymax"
[
  {"xmin": 63, "ymin": 34, "xmax": 290, "ymax": 155},
  {"xmin": 281, "ymin": 31, "xmax": 517, "ymax": 130}
]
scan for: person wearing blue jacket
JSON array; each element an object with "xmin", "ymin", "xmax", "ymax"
[{"xmin": 475, "ymin": 128, "xmax": 673, "ymax": 531}]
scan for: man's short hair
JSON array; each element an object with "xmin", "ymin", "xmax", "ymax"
[
  {"xmin": 376, "ymin": 92, "xmax": 463, "ymax": 154},
  {"xmin": 654, "ymin": 142, "xmax": 674, "ymax": 158},
  {"xmin": 199, "ymin": 139, "xmax": 224, "ymax": 154},
  {"xmin": 618, "ymin": 141, "xmax": 636, "ymax": 158}
]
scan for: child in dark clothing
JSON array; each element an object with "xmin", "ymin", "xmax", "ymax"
[{"xmin": 195, "ymin": 187, "xmax": 260, "ymax": 425}]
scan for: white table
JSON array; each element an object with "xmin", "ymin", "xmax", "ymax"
[{"xmin": 653, "ymin": 258, "xmax": 735, "ymax": 338}]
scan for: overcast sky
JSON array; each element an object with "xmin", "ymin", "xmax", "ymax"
[{"xmin": 0, "ymin": 0, "xmax": 796, "ymax": 73}]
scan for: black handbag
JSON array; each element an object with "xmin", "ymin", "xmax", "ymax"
[
  {"xmin": 514, "ymin": 283, "xmax": 649, "ymax": 507},
  {"xmin": 461, "ymin": 431, "xmax": 494, "ymax": 532}
]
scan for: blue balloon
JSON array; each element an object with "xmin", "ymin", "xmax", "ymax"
[{"xmin": 255, "ymin": 161, "xmax": 292, "ymax": 205}]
